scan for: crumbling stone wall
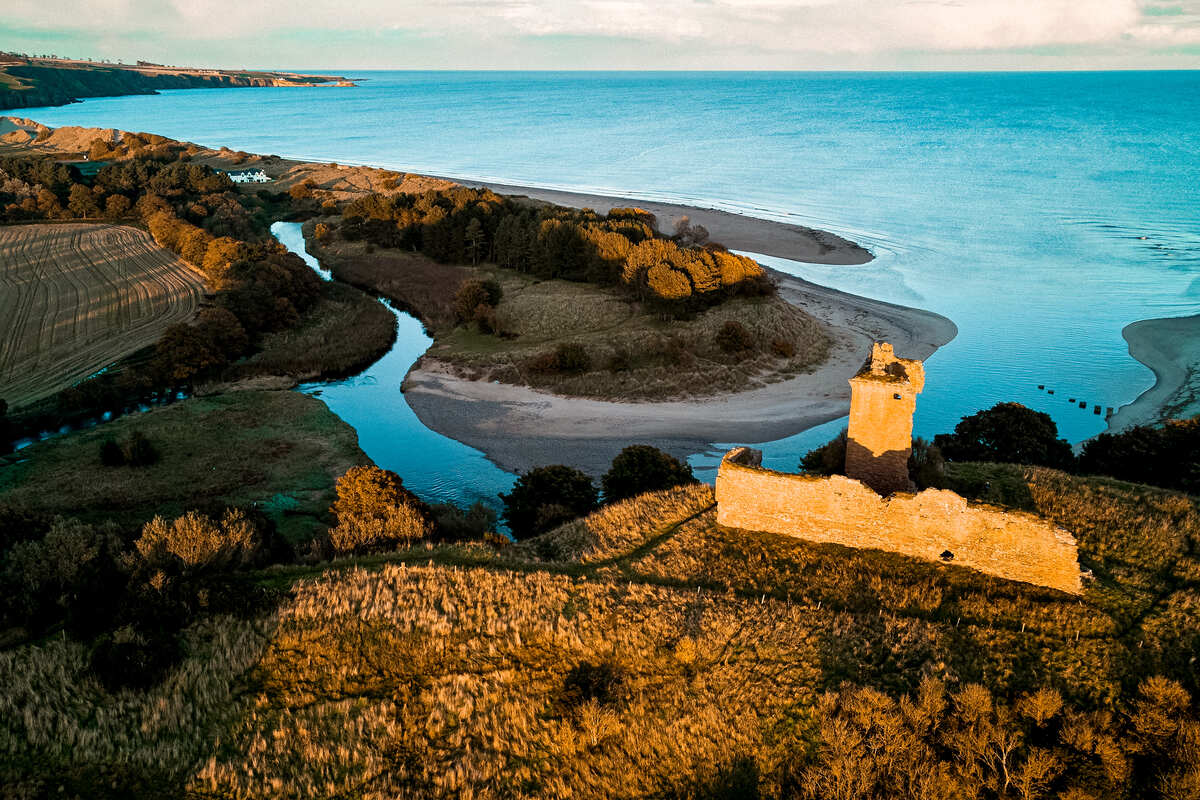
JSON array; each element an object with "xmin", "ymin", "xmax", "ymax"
[{"xmin": 716, "ymin": 448, "xmax": 1083, "ymax": 594}]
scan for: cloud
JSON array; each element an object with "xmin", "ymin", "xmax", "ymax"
[{"xmin": 2, "ymin": 0, "xmax": 1198, "ymax": 66}]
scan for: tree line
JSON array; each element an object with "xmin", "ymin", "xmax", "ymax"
[
  {"xmin": 339, "ymin": 188, "xmax": 773, "ymax": 315},
  {"xmin": 1, "ymin": 148, "xmax": 322, "ymax": 440}
]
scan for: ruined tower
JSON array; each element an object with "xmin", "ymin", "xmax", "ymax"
[{"xmin": 845, "ymin": 342, "xmax": 925, "ymax": 496}]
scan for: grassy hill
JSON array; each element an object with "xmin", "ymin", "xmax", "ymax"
[{"xmin": 1, "ymin": 465, "xmax": 1197, "ymax": 798}]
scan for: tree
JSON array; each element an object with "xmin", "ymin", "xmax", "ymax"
[
  {"xmin": 602, "ymin": 445, "xmax": 696, "ymax": 503},
  {"xmin": 501, "ymin": 465, "xmax": 599, "ymax": 539},
  {"xmin": 67, "ymin": 183, "xmax": 100, "ymax": 218},
  {"xmin": 103, "ymin": 193, "xmax": 132, "ymax": 220},
  {"xmin": 934, "ymin": 402, "xmax": 1075, "ymax": 469},
  {"xmin": 1079, "ymin": 416, "xmax": 1200, "ymax": 493},
  {"xmin": 453, "ymin": 278, "xmax": 502, "ymax": 324},
  {"xmin": 135, "ymin": 508, "xmax": 261, "ymax": 572},
  {"xmin": 465, "ymin": 218, "xmax": 485, "ymax": 265},
  {"xmin": 800, "ymin": 429, "xmax": 848, "ymax": 476},
  {"xmin": 329, "ymin": 465, "xmax": 432, "ymax": 553}
]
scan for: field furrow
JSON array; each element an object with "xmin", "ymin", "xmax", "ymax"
[{"xmin": 0, "ymin": 223, "xmax": 207, "ymax": 408}]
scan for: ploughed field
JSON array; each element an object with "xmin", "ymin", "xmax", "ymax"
[{"xmin": 0, "ymin": 223, "xmax": 206, "ymax": 407}]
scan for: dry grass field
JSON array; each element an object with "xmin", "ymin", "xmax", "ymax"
[
  {"xmin": 0, "ymin": 223, "xmax": 206, "ymax": 408},
  {"xmin": 2, "ymin": 467, "xmax": 1197, "ymax": 797}
]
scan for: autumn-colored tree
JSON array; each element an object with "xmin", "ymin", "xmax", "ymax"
[
  {"xmin": 102, "ymin": 193, "xmax": 132, "ymax": 220},
  {"xmin": 329, "ymin": 466, "xmax": 432, "ymax": 553},
  {"xmin": 135, "ymin": 508, "xmax": 261, "ymax": 572}
]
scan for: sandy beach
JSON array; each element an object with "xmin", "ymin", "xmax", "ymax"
[
  {"xmin": 404, "ymin": 269, "xmax": 956, "ymax": 475},
  {"xmin": 1108, "ymin": 314, "xmax": 1200, "ymax": 432},
  {"xmin": 454, "ymin": 179, "xmax": 874, "ymax": 267}
]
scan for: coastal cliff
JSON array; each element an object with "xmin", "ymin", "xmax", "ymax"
[{"xmin": 0, "ymin": 54, "xmax": 353, "ymax": 111}]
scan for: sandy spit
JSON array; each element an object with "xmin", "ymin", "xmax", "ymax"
[
  {"xmin": 1108, "ymin": 314, "xmax": 1200, "ymax": 432},
  {"xmin": 452, "ymin": 179, "xmax": 874, "ymax": 267},
  {"xmin": 403, "ymin": 270, "xmax": 957, "ymax": 476}
]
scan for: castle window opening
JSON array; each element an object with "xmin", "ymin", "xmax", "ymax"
[
  {"xmin": 940, "ymin": 550, "xmax": 955, "ymax": 561},
  {"xmin": 893, "ymin": 393, "xmax": 902, "ymax": 400}
]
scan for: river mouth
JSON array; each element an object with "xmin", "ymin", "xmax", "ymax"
[{"xmin": 271, "ymin": 222, "xmax": 517, "ymax": 509}]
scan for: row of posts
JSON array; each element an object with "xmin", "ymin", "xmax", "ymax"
[{"xmin": 1036, "ymin": 385, "xmax": 1113, "ymax": 418}]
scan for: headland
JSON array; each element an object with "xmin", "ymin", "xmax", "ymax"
[{"xmin": 1109, "ymin": 313, "xmax": 1200, "ymax": 431}]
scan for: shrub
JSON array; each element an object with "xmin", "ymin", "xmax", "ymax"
[
  {"xmin": 99, "ymin": 437, "xmax": 125, "ymax": 467},
  {"xmin": 135, "ymin": 509, "xmax": 261, "ymax": 572},
  {"xmin": 606, "ymin": 347, "xmax": 633, "ymax": 373},
  {"xmin": 89, "ymin": 625, "xmax": 181, "ymax": 691},
  {"xmin": 430, "ymin": 501, "xmax": 498, "ymax": 542},
  {"xmin": 934, "ymin": 402, "xmax": 1075, "ymax": 470},
  {"xmin": 561, "ymin": 659, "xmax": 626, "ymax": 708},
  {"xmin": 329, "ymin": 465, "xmax": 432, "ymax": 553},
  {"xmin": 770, "ymin": 337, "xmax": 796, "ymax": 358},
  {"xmin": 313, "ymin": 222, "xmax": 332, "ymax": 242},
  {"xmin": 715, "ymin": 320, "xmax": 755, "ymax": 353},
  {"xmin": 123, "ymin": 431, "xmax": 159, "ymax": 467},
  {"xmin": 453, "ymin": 279, "xmax": 496, "ymax": 323},
  {"xmin": 1079, "ymin": 415, "xmax": 1200, "ymax": 493},
  {"xmin": 501, "ymin": 465, "xmax": 599, "ymax": 539},
  {"xmin": 908, "ymin": 437, "xmax": 946, "ymax": 489},
  {"xmin": 554, "ymin": 342, "xmax": 591, "ymax": 373},
  {"xmin": 799, "ymin": 429, "xmax": 848, "ymax": 476},
  {"xmin": 602, "ymin": 445, "xmax": 697, "ymax": 503}
]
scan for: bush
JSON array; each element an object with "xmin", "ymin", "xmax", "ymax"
[
  {"xmin": 799, "ymin": 429, "xmax": 848, "ymax": 476},
  {"xmin": 329, "ymin": 465, "xmax": 432, "ymax": 553},
  {"xmin": 501, "ymin": 465, "xmax": 599, "ymax": 539},
  {"xmin": 715, "ymin": 320, "xmax": 755, "ymax": 353},
  {"xmin": 99, "ymin": 437, "xmax": 125, "ymax": 467},
  {"xmin": 554, "ymin": 342, "xmax": 591, "ymax": 373},
  {"xmin": 908, "ymin": 437, "xmax": 946, "ymax": 489},
  {"xmin": 453, "ymin": 278, "xmax": 502, "ymax": 324},
  {"xmin": 1079, "ymin": 416, "xmax": 1200, "ymax": 493},
  {"xmin": 135, "ymin": 509, "xmax": 262, "ymax": 572},
  {"xmin": 602, "ymin": 445, "xmax": 697, "ymax": 503},
  {"xmin": 770, "ymin": 337, "xmax": 796, "ymax": 358},
  {"xmin": 561, "ymin": 659, "xmax": 625, "ymax": 708},
  {"xmin": 934, "ymin": 402, "xmax": 1075, "ymax": 470},
  {"xmin": 89, "ymin": 625, "xmax": 181, "ymax": 691},
  {"xmin": 430, "ymin": 501, "xmax": 498, "ymax": 542},
  {"xmin": 123, "ymin": 431, "xmax": 159, "ymax": 467}
]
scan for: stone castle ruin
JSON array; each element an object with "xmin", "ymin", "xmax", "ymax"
[{"xmin": 716, "ymin": 343, "xmax": 1083, "ymax": 594}]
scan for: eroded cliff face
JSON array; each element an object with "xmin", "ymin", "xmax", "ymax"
[{"xmin": 715, "ymin": 448, "xmax": 1083, "ymax": 595}]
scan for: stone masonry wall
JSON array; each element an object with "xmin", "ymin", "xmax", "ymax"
[{"xmin": 715, "ymin": 449, "xmax": 1083, "ymax": 594}]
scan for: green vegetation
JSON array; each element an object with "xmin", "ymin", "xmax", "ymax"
[
  {"xmin": 501, "ymin": 464, "xmax": 600, "ymax": 539},
  {"xmin": 0, "ymin": 391, "xmax": 367, "ymax": 538},
  {"xmin": 1080, "ymin": 416, "xmax": 1200, "ymax": 494},
  {"xmin": 602, "ymin": 444, "xmax": 697, "ymax": 503},
  {"xmin": 935, "ymin": 402, "xmax": 1075, "ymax": 470}
]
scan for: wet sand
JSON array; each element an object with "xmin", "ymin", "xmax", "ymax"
[
  {"xmin": 1108, "ymin": 314, "xmax": 1200, "ymax": 432},
  {"xmin": 403, "ymin": 270, "xmax": 957, "ymax": 476}
]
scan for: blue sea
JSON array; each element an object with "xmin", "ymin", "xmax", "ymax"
[{"xmin": 21, "ymin": 72, "xmax": 1200, "ymax": 500}]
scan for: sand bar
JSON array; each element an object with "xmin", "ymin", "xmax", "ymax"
[
  {"xmin": 1108, "ymin": 314, "xmax": 1200, "ymax": 432},
  {"xmin": 403, "ymin": 269, "xmax": 956, "ymax": 475},
  {"xmin": 454, "ymin": 179, "xmax": 874, "ymax": 266}
]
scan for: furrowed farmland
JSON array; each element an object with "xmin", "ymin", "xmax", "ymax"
[{"xmin": 0, "ymin": 223, "xmax": 206, "ymax": 407}]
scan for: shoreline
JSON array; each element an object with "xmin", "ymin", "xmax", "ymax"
[
  {"xmin": 403, "ymin": 269, "xmax": 957, "ymax": 476},
  {"xmin": 1108, "ymin": 314, "xmax": 1200, "ymax": 432},
  {"xmin": 453, "ymin": 178, "xmax": 874, "ymax": 267}
]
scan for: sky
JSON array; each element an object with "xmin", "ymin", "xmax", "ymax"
[{"xmin": 3, "ymin": 0, "xmax": 1199, "ymax": 70}]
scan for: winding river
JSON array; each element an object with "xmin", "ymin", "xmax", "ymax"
[{"xmin": 271, "ymin": 222, "xmax": 517, "ymax": 507}]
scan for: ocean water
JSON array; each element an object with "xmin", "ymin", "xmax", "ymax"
[{"xmin": 21, "ymin": 72, "xmax": 1200, "ymax": 486}]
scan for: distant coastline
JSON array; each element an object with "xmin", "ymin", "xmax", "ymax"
[
  {"xmin": 0, "ymin": 53, "xmax": 354, "ymax": 111},
  {"xmin": 1109, "ymin": 314, "xmax": 1200, "ymax": 432}
]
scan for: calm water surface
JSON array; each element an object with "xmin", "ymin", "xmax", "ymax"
[{"xmin": 26, "ymin": 73, "xmax": 1199, "ymax": 493}]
